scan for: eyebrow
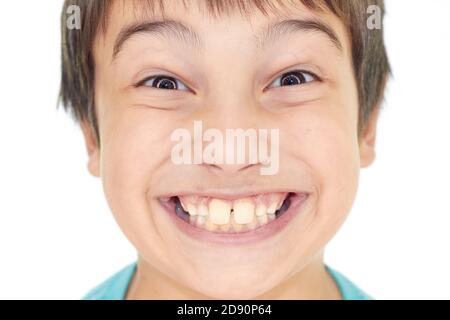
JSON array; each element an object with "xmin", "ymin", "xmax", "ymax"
[
  {"xmin": 112, "ymin": 18, "xmax": 342, "ymax": 60},
  {"xmin": 113, "ymin": 20, "xmax": 203, "ymax": 59},
  {"xmin": 256, "ymin": 18, "xmax": 343, "ymax": 52}
]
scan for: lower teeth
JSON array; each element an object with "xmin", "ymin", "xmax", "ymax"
[{"xmin": 173, "ymin": 194, "xmax": 292, "ymax": 233}]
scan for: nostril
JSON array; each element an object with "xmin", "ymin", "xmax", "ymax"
[
  {"xmin": 201, "ymin": 162, "xmax": 259, "ymax": 177},
  {"xmin": 237, "ymin": 163, "xmax": 258, "ymax": 172}
]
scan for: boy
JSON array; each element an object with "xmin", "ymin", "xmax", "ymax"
[{"xmin": 60, "ymin": 0, "xmax": 390, "ymax": 299}]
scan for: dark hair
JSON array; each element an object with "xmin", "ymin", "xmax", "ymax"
[{"xmin": 59, "ymin": 0, "xmax": 390, "ymax": 145}]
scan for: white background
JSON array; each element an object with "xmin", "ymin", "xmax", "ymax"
[{"xmin": 0, "ymin": 1, "xmax": 449, "ymax": 299}]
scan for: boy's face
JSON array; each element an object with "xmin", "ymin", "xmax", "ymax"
[{"xmin": 83, "ymin": 0, "xmax": 378, "ymax": 298}]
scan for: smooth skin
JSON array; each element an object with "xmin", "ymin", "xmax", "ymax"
[{"xmin": 80, "ymin": 0, "xmax": 380, "ymax": 299}]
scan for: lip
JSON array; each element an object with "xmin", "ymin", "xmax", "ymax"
[{"xmin": 158, "ymin": 191, "xmax": 309, "ymax": 246}]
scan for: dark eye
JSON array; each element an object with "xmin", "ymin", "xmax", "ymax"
[
  {"xmin": 138, "ymin": 75, "xmax": 189, "ymax": 91},
  {"xmin": 268, "ymin": 70, "xmax": 318, "ymax": 89}
]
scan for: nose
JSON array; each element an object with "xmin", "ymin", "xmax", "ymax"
[{"xmin": 192, "ymin": 91, "xmax": 271, "ymax": 177}]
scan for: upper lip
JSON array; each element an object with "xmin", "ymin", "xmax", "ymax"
[{"xmin": 157, "ymin": 187, "xmax": 309, "ymax": 202}]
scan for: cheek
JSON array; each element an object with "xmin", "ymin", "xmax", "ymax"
[
  {"xmin": 283, "ymin": 102, "xmax": 360, "ymax": 227},
  {"xmin": 101, "ymin": 116, "xmax": 162, "ymax": 189},
  {"xmin": 314, "ymin": 123, "xmax": 360, "ymax": 228},
  {"xmin": 98, "ymin": 110, "xmax": 176, "ymax": 243},
  {"xmin": 99, "ymin": 106, "xmax": 183, "ymax": 184}
]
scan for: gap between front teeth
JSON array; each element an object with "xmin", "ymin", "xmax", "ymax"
[{"xmin": 178, "ymin": 193, "xmax": 287, "ymax": 231}]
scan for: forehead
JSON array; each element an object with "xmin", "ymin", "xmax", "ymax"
[
  {"xmin": 103, "ymin": 0, "xmax": 333, "ymax": 22},
  {"xmin": 94, "ymin": 0, "xmax": 350, "ymax": 63}
]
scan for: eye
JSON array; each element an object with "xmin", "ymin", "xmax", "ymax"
[
  {"xmin": 137, "ymin": 75, "xmax": 189, "ymax": 91},
  {"xmin": 268, "ymin": 70, "xmax": 319, "ymax": 89}
]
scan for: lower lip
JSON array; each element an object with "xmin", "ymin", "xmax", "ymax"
[{"xmin": 158, "ymin": 193, "xmax": 309, "ymax": 246}]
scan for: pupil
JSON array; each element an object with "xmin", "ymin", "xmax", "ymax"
[
  {"xmin": 281, "ymin": 72, "xmax": 305, "ymax": 86},
  {"xmin": 155, "ymin": 77, "xmax": 176, "ymax": 90}
]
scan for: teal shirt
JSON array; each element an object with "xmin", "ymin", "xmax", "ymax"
[{"xmin": 83, "ymin": 262, "xmax": 372, "ymax": 300}]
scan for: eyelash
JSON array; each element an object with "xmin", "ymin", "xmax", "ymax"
[
  {"xmin": 267, "ymin": 70, "xmax": 320, "ymax": 89},
  {"xmin": 136, "ymin": 75, "xmax": 189, "ymax": 91},
  {"xmin": 136, "ymin": 69, "xmax": 320, "ymax": 91}
]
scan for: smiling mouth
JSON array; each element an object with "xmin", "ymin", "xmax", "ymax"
[{"xmin": 161, "ymin": 192, "xmax": 304, "ymax": 234}]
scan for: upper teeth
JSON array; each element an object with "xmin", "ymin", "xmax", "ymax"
[
  {"xmin": 233, "ymin": 200, "xmax": 255, "ymax": 224},
  {"xmin": 209, "ymin": 199, "xmax": 231, "ymax": 225},
  {"xmin": 178, "ymin": 193, "xmax": 287, "ymax": 229}
]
